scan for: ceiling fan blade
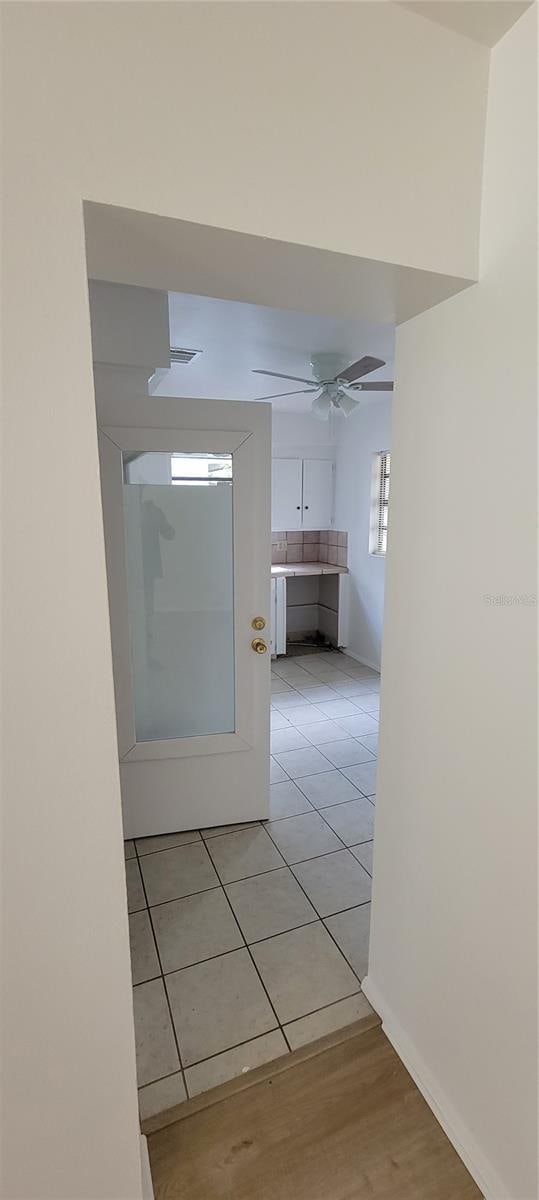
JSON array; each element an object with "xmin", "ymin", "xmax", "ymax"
[
  {"xmin": 255, "ymin": 388, "xmax": 318, "ymax": 400},
  {"xmin": 252, "ymin": 369, "xmax": 316, "ymax": 385},
  {"xmin": 337, "ymin": 356, "xmax": 386, "ymax": 384},
  {"xmin": 311, "ymin": 391, "xmax": 332, "ymax": 421},
  {"xmin": 337, "ymin": 392, "xmax": 361, "ymax": 417},
  {"xmin": 349, "ymin": 381, "xmax": 394, "ymax": 392}
]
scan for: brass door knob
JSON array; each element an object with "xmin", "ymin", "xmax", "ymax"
[
  {"xmin": 251, "ymin": 617, "xmax": 266, "ymax": 631},
  {"xmin": 251, "ymin": 638, "xmax": 268, "ymax": 654}
]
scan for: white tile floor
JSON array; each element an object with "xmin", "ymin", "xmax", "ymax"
[{"xmin": 125, "ymin": 649, "xmax": 379, "ymax": 1119}]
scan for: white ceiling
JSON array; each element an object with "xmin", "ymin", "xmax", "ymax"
[
  {"xmin": 400, "ymin": 1, "xmax": 532, "ymax": 47},
  {"xmin": 152, "ymin": 293, "xmax": 395, "ymax": 414}
]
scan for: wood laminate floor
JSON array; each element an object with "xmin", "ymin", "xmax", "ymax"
[{"xmin": 148, "ymin": 1024, "xmax": 482, "ymax": 1199}]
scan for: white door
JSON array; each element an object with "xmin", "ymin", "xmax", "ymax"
[
  {"xmin": 302, "ymin": 459, "xmax": 334, "ymax": 529},
  {"xmin": 271, "ymin": 458, "xmax": 302, "ymax": 530},
  {"xmin": 98, "ymin": 395, "xmax": 271, "ymax": 839}
]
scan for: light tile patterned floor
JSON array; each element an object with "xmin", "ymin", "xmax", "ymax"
[{"xmin": 125, "ymin": 649, "xmax": 379, "ymax": 1119}]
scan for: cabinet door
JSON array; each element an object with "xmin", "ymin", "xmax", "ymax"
[
  {"xmin": 302, "ymin": 459, "xmax": 334, "ymax": 529},
  {"xmin": 272, "ymin": 458, "xmax": 302, "ymax": 530}
]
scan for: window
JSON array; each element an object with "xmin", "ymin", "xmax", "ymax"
[
  {"xmin": 171, "ymin": 452, "xmax": 232, "ymax": 485},
  {"xmin": 369, "ymin": 451, "xmax": 391, "ymax": 556},
  {"xmin": 123, "ymin": 451, "xmax": 232, "ymax": 486}
]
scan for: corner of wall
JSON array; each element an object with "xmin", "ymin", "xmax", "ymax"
[
  {"xmin": 140, "ymin": 1135, "xmax": 154, "ymax": 1200},
  {"xmin": 361, "ymin": 974, "xmax": 508, "ymax": 1200}
]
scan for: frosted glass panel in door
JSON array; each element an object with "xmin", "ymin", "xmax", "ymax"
[{"xmin": 123, "ymin": 451, "xmax": 235, "ymax": 741}]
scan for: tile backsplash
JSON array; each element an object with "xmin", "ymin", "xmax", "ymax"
[{"xmin": 271, "ymin": 530, "xmax": 348, "ymax": 568}]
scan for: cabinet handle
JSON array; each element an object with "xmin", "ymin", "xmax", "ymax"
[
  {"xmin": 304, "ymin": 505, "xmax": 309, "ymax": 510},
  {"xmin": 296, "ymin": 505, "xmax": 301, "ymax": 510}
]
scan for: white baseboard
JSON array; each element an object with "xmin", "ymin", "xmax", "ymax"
[
  {"xmin": 362, "ymin": 974, "xmax": 509, "ymax": 1200},
  {"xmin": 341, "ymin": 647, "xmax": 381, "ymax": 673},
  {"xmin": 140, "ymin": 1134, "xmax": 154, "ymax": 1200}
]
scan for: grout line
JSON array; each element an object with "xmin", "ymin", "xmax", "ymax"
[
  {"xmin": 236, "ymin": 901, "xmax": 371, "ymax": 950},
  {"xmin": 183, "ymin": 1026, "xmax": 283, "ymax": 1074},
  {"xmin": 231, "ymin": 915, "xmax": 319, "ymax": 948},
  {"xmin": 138, "ymin": 1067, "xmax": 184, "ymax": 1095},
  {"xmin": 263, "ymin": 824, "xmax": 367, "ymax": 989},
  {"xmin": 349, "ymin": 847, "xmax": 373, "ymax": 878},
  {"xmin": 134, "ymin": 825, "xmax": 265, "ymax": 859},
  {"xmin": 132, "ymin": 839, "xmax": 374, "ymax": 915},
  {"xmin": 131, "ymin": 840, "xmax": 374, "ymax": 911},
  {"xmin": 138, "ymin": 882, "xmax": 222, "ymax": 909},
  {"xmin": 134, "ymin": 842, "xmax": 188, "ymax": 1100},
  {"xmin": 135, "ymin": 840, "xmax": 374, "ymax": 918},
  {"xmin": 280, "ymin": 987, "xmax": 366, "ymax": 1031},
  {"xmin": 262, "ymin": 813, "xmax": 348, "ymax": 864},
  {"xmin": 313, "ymin": 797, "xmax": 374, "ymax": 833},
  {"xmin": 273, "ymin": 737, "xmax": 374, "ymax": 777},
  {"xmin": 151, "ymin": 943, "xmax": 248, "ymax": 978},
  {"xmin": 273, "ymin": 774, "xmax": 374, "ymax": 805},
  {"xmin": 279, "ymin": 987, "xmax": 367, "ymax": 1031},
  {"xmin": 182, "ymin": 985, "xmax": 365, "ymax": 1069},
  {"xmin": 201, "ymin": 838, "xmax": 293, "ymax": 1056},
  {"xmin": 272, "ymin": 667, "xmax": 380, "ymax": 687},
  {"xmin": 138, "ymin": 972, "xmax": 366, "ymax": 1092},
  {"xmin": 135, "ymin": 837, "xmax": 203, "ymax": 858},
  {"xmin": 132, "ymin": 972, "xmax": 162, "ymax": 988},
  {"xmin": 260, "ymin": 840, "xmax": 368, "ymax": 865},
  {"xmin": 287, "ymin": 791, "xmax": 374, "ymax": 813}
]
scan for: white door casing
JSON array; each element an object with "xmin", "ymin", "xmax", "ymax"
[{"xmin": 98, "ymin": 395, "xmax": 271, "ymax": 838}]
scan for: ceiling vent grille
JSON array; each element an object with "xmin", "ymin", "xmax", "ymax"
[{"xmin": 170, "ymin": 347, "xmax": 202, "ymax": 364}]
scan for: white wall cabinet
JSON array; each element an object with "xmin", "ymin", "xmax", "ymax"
[
  {"xmin": 271, "ymin": 458, "xmax": 303, "ymax": 531},
  {"xmin": 272, "ymin": 457, "xmax": 333, "ymax": 531},
  {"xmin": 302, "ymin": 459, "xmax": 334, "ymax": 529}
]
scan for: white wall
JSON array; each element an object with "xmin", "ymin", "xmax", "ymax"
[
  {"xmin": 272, "ymin": 410, "xmax": 336, "ymax": 463},
  {"xmin": 88, "ymin": 281, "xmax": 170, "ymax": 370},
  {"xmin": 28, "ymin": 0, "xmax": 488, "ymax": 281},
  {"xmin": 335, "ymin": 396, "xmax": 392, "ymax": 669},
  {"xmin": 366, "ymin": 10, "xmax": 537, "ymax": 1200},
  {"xmin": 0, "ymin": 3, "xmax": 494, "ymax": 1196}
]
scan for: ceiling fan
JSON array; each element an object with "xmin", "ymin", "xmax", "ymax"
[{"xmin": 253, "ymin": 352, "xmax": 394, "ymax": 419}]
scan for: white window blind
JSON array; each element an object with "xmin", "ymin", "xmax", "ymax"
[{"xmin": 369, "ymin": 451, "xmax": 391, "ymax": 556}]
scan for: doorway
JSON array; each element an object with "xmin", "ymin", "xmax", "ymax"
[
  {"xmin": 86, "ymin": 202, "xmax": 439, "ymax": 1123},
  {"xmin": 100, "ymin": 391, "xmax": 382, "ymax": 1119}
]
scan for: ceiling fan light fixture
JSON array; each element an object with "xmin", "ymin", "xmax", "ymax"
[
  {"xmin": 337, "ymin": 391, "xmax": 361, "ymax": 417},
  {"xmin": 311, "ymin": 390, "xmax": 332, "ymax": 421}
]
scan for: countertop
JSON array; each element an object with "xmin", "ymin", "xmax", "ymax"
[{"xmin": 271, "ymin": 562, "xmax": 348, "ymax": 578}]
